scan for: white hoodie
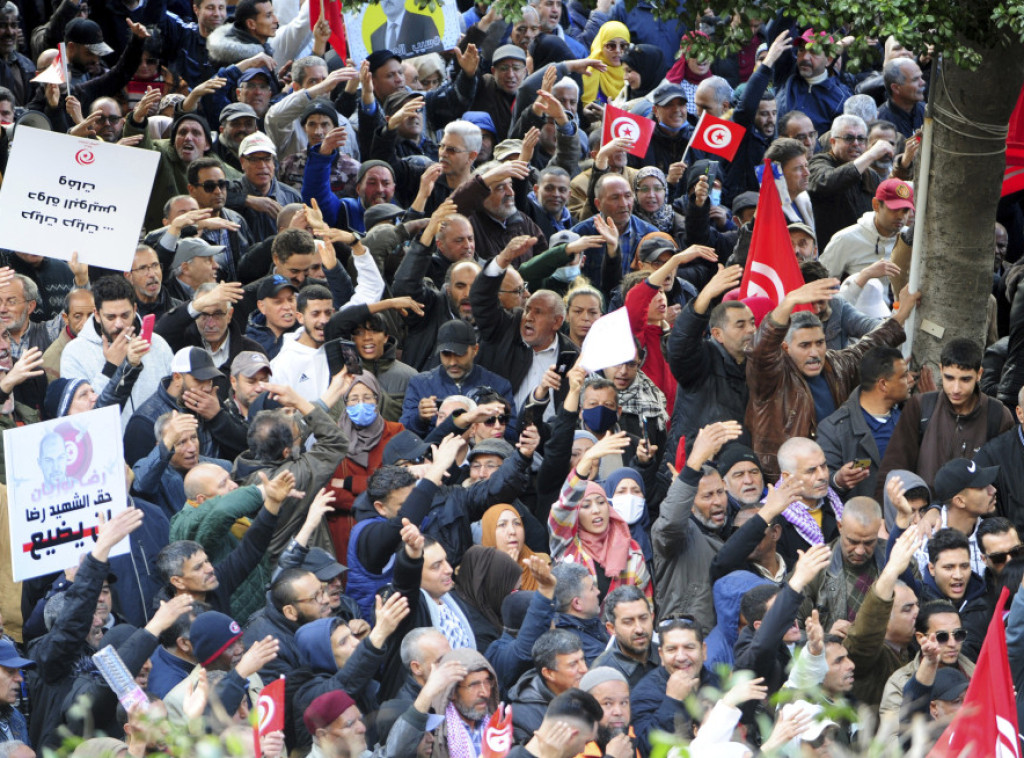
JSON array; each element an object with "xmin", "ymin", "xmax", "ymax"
[
  {"xmin": 819, "ymin": 210, "xmax": 899, "ymax": 283},
  {"xmin": 269, "ymin": 329, "xmax": 328, "ymax": 402}
]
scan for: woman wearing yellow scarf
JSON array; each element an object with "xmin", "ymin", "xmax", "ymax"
[{"xmin": 582, "ymin": 21, "xmax": 631, "ymax": 105}]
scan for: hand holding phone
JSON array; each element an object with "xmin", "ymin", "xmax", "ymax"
[{"xmin": 139, "ymin": 314, "xmax": 155, "ymax": 344}]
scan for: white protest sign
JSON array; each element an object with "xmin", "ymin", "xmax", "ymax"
[
  {"xmin": 0, "ymin": 128, "xmax": 159, "ymax": 271},
  {"xmin": 6, "ymin": 405, "xmax": 129, "ymax": 582},
  {"xmin": 344, "ymin": 0, "xmax": 462, "ymax": 63},
  {"xmin": 578, "ymin": 307, "xmax": 637, "ymax": 373}
]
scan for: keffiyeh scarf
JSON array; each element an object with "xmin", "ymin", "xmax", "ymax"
[{"xmin": 776, "ymin": 479, "xmax": 845, "ymax": 546}]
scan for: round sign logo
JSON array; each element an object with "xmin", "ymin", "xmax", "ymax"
[
  {"xmin": 610, "ymin": 116, "xmax": 639, "ymax": 142},
  {"xmin": 75, "ymin": 149, "xmax": 95, "ymax": 166},
  {"xmin": 257, "ymin": 694, "xmax": 275, "ymax": 730},
  {"xmin": 702, "ymin": 124, "xmax": 733, "ymax": 149}
]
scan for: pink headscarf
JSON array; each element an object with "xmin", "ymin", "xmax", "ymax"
[{"xmin": 577, "ymin": 481, "xmax": 632, "ymax": 577}]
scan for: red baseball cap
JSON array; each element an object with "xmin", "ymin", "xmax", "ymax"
[{"xmin": 875, "ymin": 179, "xmax": 915, "ymax": 210}]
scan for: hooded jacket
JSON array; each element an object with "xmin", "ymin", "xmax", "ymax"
[
  {"xmin": 59, "ymin": 314, "xmax": 175, "ymax": 429},
  {"xmin": 820, "ymin": 211, "xmax": 901, "ymax": 282},
  {"xmin": 508, "ymin": 669, "xmax": 556, "ymax": 745},
  {"xmin": 269, "ymin": 330, "xmax": 329, "ymax": 402},
  {"xmin": 705, "ymin": 570, "xmax": 772, "ymax": 671}
]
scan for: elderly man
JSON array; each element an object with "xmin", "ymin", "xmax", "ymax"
[
  {"xmin": 302, "ymin": 690, "xmax": 368, "ymax": 758},
  {"xmin": 0, "ymin": 273, "xmax": 62, "ymax": 359},
  {"xmin": 234, "ymin": 132, "xmax": 302, "ymax": 241},
  {"xmin": 126, "ymin": 244, "xmax": 181, "ymax": 320},
  {"xmin": 746, "ymin": 277, "xmax": 915, "ymax": 480},
  {"xmin": 470, "ymin": 236, "xmax": 580, "ymax": 417},
  {"xmin": 450, "ymin": 160, "xmax": 548, "ymax": 262},
  {"xmin": 878, "ymin": 58, "xmax": 926, "ymax": 138},
  {"xmin": 633, "ymin": 82, "xmax": 693, "ymax": 176},
  {"xmin": 42, "ymin": 288, "xmax": 95, "ymax": 382},
  {"xmin": 808, "ymin": 114, "xmax": 893, "ymax": 249},
  {"xmin": 264, "ymin": 56, "xmax": 356, "ymax": 160},
  {"xmin": 211, "ymin": 103, "xmax": 258, "ymax": 171}
]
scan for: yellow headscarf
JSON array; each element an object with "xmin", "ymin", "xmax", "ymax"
[{"xmin": 582, "ymin": 21, "xmax": 631, "ymax": 105}]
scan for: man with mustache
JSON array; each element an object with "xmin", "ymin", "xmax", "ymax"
[
  {"xmin": 125, "ymin": 244, "xmax": 181, "ymax": 319},
  {"xmin": 592, "ymin": 587, "xmax": 658, "ymax": 687},
  {"xmin": 746, "ymin": 276, "xmax": 917, "ymax": 481},
  {"xmin": 0, "ymin": 2, "xmax": 34, "ymax": 106},
  {"xmin": 768, "ymin": 28, "xmax": 852, "ymax": 139}
]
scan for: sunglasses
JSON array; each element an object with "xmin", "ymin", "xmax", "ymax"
[
  {"xmin": 934, "ymin": 629, "xmax": 968, "ymax": 644},
  {"xmin": 658, "ymin": 613, "xmax": 697, "ymax": 628},
  {"xmin": 482, "ymin": 415, "xmax": 510, "ymax": 426},
  {"xmin": 193, "ymin": 179, "xmax": 229, "ymax": 192},
  {"xmin": 986, "ymin": 544, "xmax": 1024, "ymax": 565}
]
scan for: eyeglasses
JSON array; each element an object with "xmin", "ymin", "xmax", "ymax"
[
  {"xmin": 193, "ymin": 179, "xmax": 229, "ymax": 192},
  {"xmin": 197, "ymin": 310, "xmax": 229, "ymax": 321},
  {"xmin": 94, "ymin": 114, "xmax": 123, "ymax": 124},
  {"xmin": 295, "ymin": 589, "xmax": 328, "ymax": 604},
  {"xmin": 131, "ymin": 262, "xmax": 161, "ymax": 275},
  {"xmin": 481, "ymin": 415, "xmax": 509, "ymax": 426},
  {"xmin": 836, "ymin": 134, "xmax": 868, "ymax": 144},
  {"xmin": 934, "ymin": 628, "xmax": 968, "ymax": 644},
  {"xmin": 495, "ymin": 63, "xmax": 526, "ymax": 74},
  {"xmin": 986, "ymin": 544, "xmax": 1024, "ymax": 565},
  {"xmin": 439, "ymin": 143, "xmax": 469, "ymax": 156},
  {"xmin": 500, "ymin": 285, "xmax": 528, "ymax": 295},
  {"xmin": 0, "ymin": 298, "xmax": 25, "ymax": 309},
  {"xmin": 470, "ymin": 461, "xmax": 502, "ymax": 472},
  {"xmin": 243, "ymin": 154, "xmax": 275, "ymax": 164}
]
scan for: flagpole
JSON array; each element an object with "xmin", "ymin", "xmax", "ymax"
[
  {"xmin": 681, "ymin": 110, "xmax": 704, "ymax": 168},
  {"xmin": 58, "ymin": 43, "xmax": 70, "ymax": 95}
]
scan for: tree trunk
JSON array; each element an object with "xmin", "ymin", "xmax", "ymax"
[{"xmin": 912, "ymin": 43, "xmax": 1024, "ymax": 371}]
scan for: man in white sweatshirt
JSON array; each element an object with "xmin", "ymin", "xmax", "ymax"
[
  {"xmin": 269, "ymin": 284, "xmax": 334, "ymax": 401},
  {"xmin": 819, "ymin": 178, "xmax": 914, "ymax": 290}
]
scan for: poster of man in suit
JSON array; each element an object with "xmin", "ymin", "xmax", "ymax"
[{"xmin": 343, "ymin": 0, "xmax": 460, "ymax": 61}]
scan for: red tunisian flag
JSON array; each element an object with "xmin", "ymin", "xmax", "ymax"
[
  {"xmin": 931, "ymin": 587, "xmax": 1020, "ymax": 758},
  {"xmin": 689, "ymin": 111, "xmax": 745, "ymax": 162},
  {"xmin": 253, "ymin": 677, "xmax": 286, "ymax": 757},
  {"xmin": 602, "ymin": 103, "xmax": 655, "ymax": 158},
  {"xmin": 310, "ymin": 0, "xmax": 347, "ymax": 61},
  {"xmin": 481, "ymin": 703, "xmax": 514, "ymax": 758},
  {"xmin": 739, "ymin": 159, "xmax": 807, "ymax": 309}
]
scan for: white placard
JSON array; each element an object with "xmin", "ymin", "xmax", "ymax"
[
  {"xmin": 578, "ymin": 306, "xmax": 637, "ymax": 373},
  {"xmin": 6, "ymin": 405, "xmax": 129, "ymax": 582},
  {"xmin": 0, "ymin": 128, "xmax": 160, "ymax": 271},
  {"xmin": 344, "ymin": 0, "xmax": 462, "ymax": 63}
]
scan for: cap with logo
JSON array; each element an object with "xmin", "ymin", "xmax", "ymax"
[
  {"xmin": 66, "ymin": 18, "xmax": 114, "ymax": 57},
  {"xmin": 171, "ymin": 237, "xmax": 224, "ymax": 270},
  {"xmin": 875, "ymin": 178, "xmax": 915, "ymax": 211},
  {"xmin": 300, "ymin": 99, "xmax": 339, "ymax": 127},
  {"xmin": 171, "ymin": 346, "xmax": 223, "ymax": 381},
  {"xmin": 652, "ymin": 82, "xmax": 688, "ymax": 106},
  {"xmin": 219, "ymin": 102, "xmax": 258, "ymax": 124},
  {"xmin": 933, "ymin": 457, "xmax": 999, "ymax": 502},
  {"xmin": 231, "ymin": 350, "xmax": 272, "ymax": 378},
  {"xmin": 437, "ymin": 320, "xmax": 478, "ymax": 355},
  {"xmin": 239, "ymin": 131, "xmax": 277, "ymax": 158},
  {"xmin": 190, "ymin": 611, "xmax": 244, "ymax": 667},
  {"xmin": 257, "ymin": 274, "xmax": 299, "ymax": 300}
]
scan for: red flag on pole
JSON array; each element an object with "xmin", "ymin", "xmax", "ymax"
[
  {"xmin": 931, "ymin": 587, "xmax": 1020, "ymax": 758},
  {"xmin": 32, "ymin": 43, "xmax": 69, "ymax": 87},
  {"xmin": 481, "ymin": 704, "xmax": 513, "ymax": 758},
  {"xmin": 601, "ymin": 103, "xmax": 655, "ymax": 158},
  {"xmin": 739, "ymin": 159, "xmax": 807, "ymax": 308},
  {"xmin": 253, "ymin": 677, "xmax": 286, "ymax": 757},
  {"xmin": 689, "ymin": 111, "xmax": 746, "ymax": 162},
  {"xmin": 309, "ymin": 0, "xmax": 347, "ymax": 61}
]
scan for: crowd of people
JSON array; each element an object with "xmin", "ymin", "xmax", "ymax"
[{"xmin": 0, "ymin": 0, "xmax": 1022, "ymax": 755}]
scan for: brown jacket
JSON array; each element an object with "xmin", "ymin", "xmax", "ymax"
[
  {"xmin": 745, "ymin": 314, "xmax": 906, "ymax": 480},
  {"xmin": 843, "ymin": 583, "xmax": 912, "ymax": 713}
]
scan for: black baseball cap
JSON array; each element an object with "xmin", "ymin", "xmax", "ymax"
[
  {"xmin": 367, "ymin": 50, "xmax": 401, "ymax": 73},
  {"xmin": 256, "ymin": 274, "xmax": 299, "ymax": 300},
  {"xmin": 933, "ymin": 458, "xmax": 999, "ymax": 502},
  {"xmin": 437, "ymin": 320, "xmax": 478, "ymax": 355}
]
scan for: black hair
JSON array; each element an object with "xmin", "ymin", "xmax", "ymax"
[
  {"xmin": 545, "ymin": 688, "xmax": 604, "ymax": 730},
  {"xmin": 532, "ymin": 629, "xmax": 582, "ymax": 674},
  {"xmin": 860, "ymin": 346, "xmax": 905, "ymax": 392},
  {"xmin": 272, "ymin": 228, "xmax": 317, "ymax": 261},
  {"xmin": 297, "ymin": 285, "xmax": 333, "ymax": 312},
  {"xmin": 367, "ymin": 465, "xmax": 417, "ymax": 504},
  {"xmin": 939, "ymin": 337, "xmax": 983, "ymax": 371},
  {"xmin": 91, "ymin": 274, "xmax": 137, "ymax": 309},
  {"xmin": 915, "ymin": 599, "xmax": 959, "ymax": 635},
  {"xmin": 186, "ymin": 156, "xmax": 223, "ymax": 185},
  {"xmin": 271, "ymin": 567, "xmax": 313, "ymax": 612},
  {"xmin": 927, "ymin": 527, "xmax": 971, "ymax": 566},
  {"xmin": 978, "ymin": 517, "xmax": 1016, "ymax": 551},
  {"xmin": 740, "ymin": 584, "xmax": 780, "ymax": 627}
]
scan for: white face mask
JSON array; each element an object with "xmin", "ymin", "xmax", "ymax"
[{"xmin": 610, "ymin": 493, "xmax": 645, "ymax": 525}]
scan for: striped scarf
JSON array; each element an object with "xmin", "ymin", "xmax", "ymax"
[{"xmin": 777, "ymin": 480, "xmax": 845, "ymax": 546}]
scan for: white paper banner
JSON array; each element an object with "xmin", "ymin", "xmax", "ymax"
[
  {"xmin": 578, "ymin": 306, "xmax": 637, "ymax": 373},
  {"xmin": 344, "ymin": 0, "xmax": 462, "ymax": 63},
  {"xmin": 6, "ymin": 405, "xmax": 129, "ymax": 582},
  {"xmin": 0, "ymin": 128, "xmax": 159, "ymax": 271}
]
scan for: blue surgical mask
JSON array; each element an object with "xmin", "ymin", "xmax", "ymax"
[
  {"xmin": 552, "ymin": 264, "xmax": 581, "ymax": 283},
  {"xmin": 709, "ymin": 188, "xmax": 722, "ymax": 206},
  {"xmin": 346, "ymin": 402, "xmax": 378, "ymax": 427},
  {"xmin": 581, "ymin": 405, "xmax": 618, "ymax": 434}
]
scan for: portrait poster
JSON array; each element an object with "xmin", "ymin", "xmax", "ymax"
[
  {"xmin": 343, "ymin": 0, "xmax": 462, "ymax": 63},
  {"xmin": 6, "ymin": 405, "xmax": 129, "ymax": 581}
]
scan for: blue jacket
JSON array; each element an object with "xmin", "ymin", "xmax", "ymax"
[
  {"xmin": 346, "ymin": 515, "xmax": 395, "ymax": 620},
  {"xmin": 301, "ymin": 147, "xmax": 368, "ymax": 232},
  {"xmin": 148, "ymin": 643, "xmax": 195, "ymax": 698},
  {"xmin": 632, "ymin": 664, "xmax": 719, "ymax": 756},
  {"xmin": 772, "ymin": 53, "xmax": 852, "ymax": 136},
  {"xmin": 399, "ymin": 364, "xmax": 518, "ymax": 439},
  {"xmin": 245, "ymin": 312, "xmax": 293, "ymax": 359},
  {"xmin": 573, "ymin": 215, "xmax": 658, "ymax": 297},
  {"xmin": 131, "ymin": 443, "xmax": 231, "ymax": 520},
  {"xmin": 553, "ymin": 613, "xmax": 609, "ymax": 664},
  {"xmin": 705, "ymin": 570, "xmax": 772, "ymax": 672},
  {"xmin": 486, "ymin": 591, "xmax": 555, "ymax": 695}
]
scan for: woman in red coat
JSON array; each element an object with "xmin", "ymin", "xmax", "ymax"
[{"xmin": 325, "ymin": 372, "xmax": 404, "ymax": 563}]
